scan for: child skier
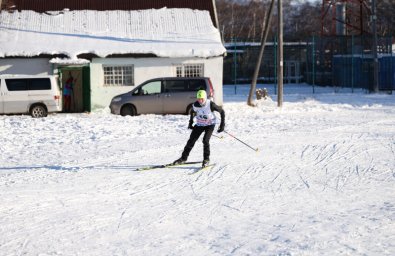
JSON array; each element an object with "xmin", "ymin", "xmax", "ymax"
[{"xmin": 173, "ymin": 90, "xmax": 225, "ymax": 167}]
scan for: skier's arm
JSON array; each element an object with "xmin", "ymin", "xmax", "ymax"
[
  {"xmin": 210, "ymin": 101, "xmax": 225, "ymax": 131},
  {"xmin": 188, "ymin": 107, "xmax": 196, "ymax": 129}
]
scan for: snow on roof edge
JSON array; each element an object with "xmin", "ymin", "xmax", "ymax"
[{"xmin": 0, "ymin": 8, "xmax": 226, "ymax": 58}]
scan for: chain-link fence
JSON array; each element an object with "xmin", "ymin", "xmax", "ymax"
[
  {"xmin": 223, "ymin": 36, "xmax": 394, "ymax": 92},
  {"xmin": 223, "ymin": 39, "xmax": 307, "ymax": 85},
  {"xmin": 306, "ymin": 35, "xmax": 394, "ymax": 91}
]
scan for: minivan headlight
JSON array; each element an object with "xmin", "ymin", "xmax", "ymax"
[{"xmin": 112, "ymin": 97, "xmax": 122, "ymax": 102}]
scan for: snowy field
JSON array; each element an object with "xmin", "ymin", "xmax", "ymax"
[{"xmin": 0, "ymin": 83, "xmax": 394, "ymax": 255}]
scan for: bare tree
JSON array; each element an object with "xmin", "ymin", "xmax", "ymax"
[
  {"xmin": 216, "ymin": 0, "xmax": 395, "ymax": 41},
  {"xmin": 376, "ymin": 0, "xmax": 395, "ymax": 36},
  {"xmin": 217, "ymin": 0, "xmax": 269, "ymax": 42}
]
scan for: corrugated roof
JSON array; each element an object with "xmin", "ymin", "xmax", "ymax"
[
  {"xmin": 1, "ymin": 0, "xmax": 218, "ymax": 27},
  {"xmin": 0, "ymin": 9, "xmax": 226, "ymax": 58}
]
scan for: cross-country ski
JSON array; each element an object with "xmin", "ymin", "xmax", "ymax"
[
  {"xmin": 189, "ymin": 163, "xmax": 216, "ymax": 174},
  {"xmin": 134, "ymin": 161, "xmax": 201, "ymax": 171}
]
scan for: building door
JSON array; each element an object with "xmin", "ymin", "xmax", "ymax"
[
  {"xmin": 285, "ymin": 61, "xmax": 300, "ymax": 83},
  {"xmin": 82, "ymin": 66, "xmax": 91, "ymax": 112},
  {"xmin": 60, "ymin": 67, "xmax": 89, "ymax": 112}
]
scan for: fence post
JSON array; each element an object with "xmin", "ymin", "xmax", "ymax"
[
  {"xmin": 312, "ymin": 35, "xmax": 315, "ymax": 93},
  {"xmin": 233, "ymin": 38, "xmax": 237, "ymax": 94},
  {"xmin": 371, "ymin": 0, "xmax": 379, "ymax": 93},
  {"xmin": 391, "ymin": 37, "xmax": 394, "ymax": 90},
  {"xmin": 274, "ymin": 36, "xmax": 277, "ymax": 95},
  {"xmin": 351, "ymin": 35, "xmax": 354, "ymax": 93}
]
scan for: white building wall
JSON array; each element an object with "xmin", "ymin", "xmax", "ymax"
[
  {"xmin": 90, "ymin": 57, "xmax": 223, "ymax": 110},
  {"xmin": 0, "ymin": 58, "xmax": 53, "ymax": 75}
]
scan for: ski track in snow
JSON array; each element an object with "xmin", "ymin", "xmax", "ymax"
[{"xmin": 1, "ymin": 87, "xmax": 395, "ymax": 255}]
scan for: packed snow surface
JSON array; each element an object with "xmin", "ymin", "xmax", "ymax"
[{"xmin": 0, "ymin": 84, "xmax": 394, "ymax": 255}]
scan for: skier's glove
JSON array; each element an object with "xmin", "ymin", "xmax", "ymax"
[
  {"xmin": 217, "ymin": 125, "xmax": 224, "ymax": 133},
  {"xmin": 188, "ymin": 123, "xmax": 194, "ymax": 129}
]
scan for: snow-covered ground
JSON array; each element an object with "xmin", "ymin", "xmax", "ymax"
[{"xmin": 0, "ymin": 84, "xmax": 394, "ymax": 255}]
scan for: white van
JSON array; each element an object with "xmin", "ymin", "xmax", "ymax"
[{"xmin": 0, "ymin": 75, "xmax": 62, "ymax": 117}]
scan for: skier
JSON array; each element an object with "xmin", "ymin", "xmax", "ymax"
[{"xmin": 173, "ymin": 90, "xmax": 225, "ymax": 168}]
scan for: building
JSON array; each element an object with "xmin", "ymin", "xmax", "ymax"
[{"xmin": 0, "ymin": 0, "xmax": 225, "ymax": 111}]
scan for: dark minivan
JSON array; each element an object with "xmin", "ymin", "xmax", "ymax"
[{"xmin": 109, "ymin": 77, "xmax": 214, "ymax": 116}]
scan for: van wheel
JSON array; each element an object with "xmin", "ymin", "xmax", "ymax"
[
  {"xmin": 120, "ymin": 105, "xmax": 136, "ymax": 116},
  {"xmin": 30, "ymin": 104, "xmax": 47, "ymax": 118}
]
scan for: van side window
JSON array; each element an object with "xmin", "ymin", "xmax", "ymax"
[
  {"xmin": 165, "ymin": 80, "xmax": 186, "ymax": 92},
  {"xmin": 29, "ymin": 78, "xmax": 51, "ymax": 90},
  {"xmin": 188, "ymin": 79, "xmax": 206, "ymax": 91},
  {"xmin": 5, "ymin": 79, "xmax": 28, "ymax": 91}
]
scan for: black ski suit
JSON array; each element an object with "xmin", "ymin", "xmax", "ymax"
[{"xmin": 181, "ymin": 100, "xmax": 225, "ymax": 161}]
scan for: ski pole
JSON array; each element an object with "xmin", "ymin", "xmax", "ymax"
[
  {"xmin": 224, "ymin": 130, "xmax": 259, "ymax": 152},
  {"xmin": 212, "ymin": 134, "xmax": 224, "ymax": 139}
]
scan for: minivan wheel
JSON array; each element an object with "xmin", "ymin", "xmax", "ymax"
[
  {"xmin": 120, "ymin": 105, "xmax": 136, "ymax": 116},
  {"xmin": 30, "ymin": 105, "xmax": 47, "ymax": 118}
]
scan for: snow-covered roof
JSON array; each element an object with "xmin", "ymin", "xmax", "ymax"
[{"xmin": 0, "ymin": 8, "xmax": 226, "ymax": 60}]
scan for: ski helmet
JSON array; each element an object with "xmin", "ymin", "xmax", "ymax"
[{"xmin": 196, "ymin": 90, "xmax": 207, "ymax": 99}]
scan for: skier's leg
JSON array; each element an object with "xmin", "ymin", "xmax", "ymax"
[
  {"xmin": 181, "ymin": 126, "xmax": 204, "ymax": 160},
  {"xmin": 202, "ymin": 125, "xmax": 215, "ymax": 161}
]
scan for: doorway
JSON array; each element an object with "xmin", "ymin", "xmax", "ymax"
[
  {"xmin": 59, "ymin": 66, "xmax": 90, "ymax": 112},
  {"xmin": 285, "ymin": 61, "xmax": 301, "ymax": 83}
]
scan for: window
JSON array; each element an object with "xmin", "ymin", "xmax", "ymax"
[
  {"xmin": 103, "ymin": 65, "xmax": 134, "ymax": 86},
  {"xmin": 133, "ymin": 81, "xmax": 162, "ymax": 95},
  {"xmin": 165, "ymin": 80, "xmax": 186, "ymax": 92},
  {"xmin": 5, "ymin": 79, "xmax": 28, "ymax": 91},
  {"xmin": 176, "ymin": 64, "xmax": 204, "ymax": 77},
  {"xmin": 188, "ymin": 79, "xmax": 206, "ymax": 91},
  {"xmin": 29, "ymin": 78, "xmax": 51, "ymax": 90},
  {"xmin": 142, "ymin": 81, "xmax": 161, "ymax": 94}
]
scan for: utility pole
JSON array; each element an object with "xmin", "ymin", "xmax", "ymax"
[
  {"xmin": 277, "ymin": 0, "xmax": 283, "ymax": 107},
  {"xmin": 371, "ymin": 0, "xmax": 379, "ymax": 93}
]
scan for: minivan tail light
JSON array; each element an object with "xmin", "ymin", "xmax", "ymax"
[
  {"xmin": 208, "ymin": 78, "xmax": 214, "ymax": 97},
  {"xmin": 54, "ymin": 95, "xmax": 60, "ymax": 100}
]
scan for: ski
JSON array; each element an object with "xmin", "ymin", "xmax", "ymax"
[
  {"xmin": 135, "ymin": 161, "xmax": 201, "ymax": 172},
  {"xmin": 189, "ymin": 164, "xmax": 216, "ymax": 174}
]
